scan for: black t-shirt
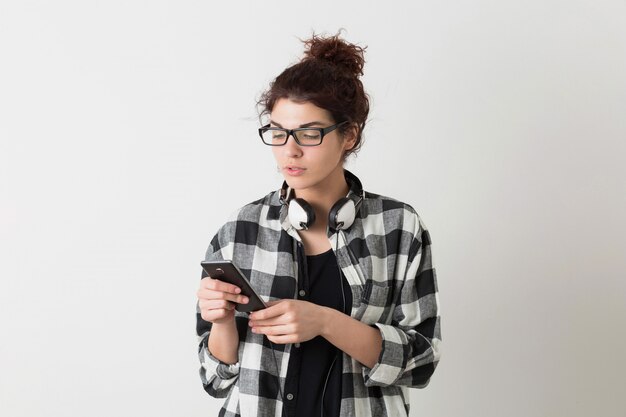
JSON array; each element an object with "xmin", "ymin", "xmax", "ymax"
[{"xmin": 282, "ymin": 248, "xmax": 353, "ymax": 417}]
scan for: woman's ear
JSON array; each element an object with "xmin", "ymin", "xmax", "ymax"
[{"xmin": 343, "ymin": 123, "xmax": 358, "ymax": 151}]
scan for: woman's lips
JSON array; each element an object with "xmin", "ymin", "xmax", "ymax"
[{"xmin": 284, "ymin": 166, "xmax": 306, "ymax": 176}]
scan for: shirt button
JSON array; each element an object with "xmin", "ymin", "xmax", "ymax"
[
  {"xmin": 298, "ymin": 290, "xmax": 306, "ymax": 297},
  {"xmin": 286, "ymin": 393, "xmax": 294, "ymax": 401},
  {"xmin": 295, "ymin": 343, "xmax": 300, "ymax": 348}
]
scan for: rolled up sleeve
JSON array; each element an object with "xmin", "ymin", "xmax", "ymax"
[
  {"xmin": 363, "ymin": 222, "xmax": 442, "ymax": 388},
  {"xmin": 198, "ymin": 330, "xmax": 241, "ymax": 397}
]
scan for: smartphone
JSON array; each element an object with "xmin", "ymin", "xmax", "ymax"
[{"xmin": 200, "ymin": 260, "xmax": 267, "ymax": 312}]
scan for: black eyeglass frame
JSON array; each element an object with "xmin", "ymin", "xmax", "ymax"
[{"xmin": 258, "ymin": 120, "xmax": 350, "ymax": 146}]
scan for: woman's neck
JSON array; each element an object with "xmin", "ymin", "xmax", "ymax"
[{"xmin": 293, "ymin": 166, "xmax": 350, "ymax": 231}]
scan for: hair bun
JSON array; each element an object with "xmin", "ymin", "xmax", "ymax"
[{"xmin": 301, "ymin": 31, "xmax": 366, "ymax": 77}]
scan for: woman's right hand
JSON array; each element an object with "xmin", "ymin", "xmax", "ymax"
[{"xmin": 197, "ymin": 277, "xmax": 249, "ymax": 324}]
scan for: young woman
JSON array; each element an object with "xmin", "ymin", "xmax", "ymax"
[{"xmin": 196, "ymin": 32, "xmax": 441, "ymax": 417}]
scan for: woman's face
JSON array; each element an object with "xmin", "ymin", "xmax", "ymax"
[{"xmin": 270, "ymin": 98, "xmax": 355, "ymax": 193}]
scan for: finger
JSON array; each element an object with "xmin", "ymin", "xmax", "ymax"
[
  {"xmin": 201, "ymin": 308, "xmax": 234, "ymax": 322},
  {"xmin": 249, "ymin": 301, "xmax": 286, "ymax": 321},
  {"xmin": 200, "ymin": 277, "xmax": 242, "ymax": 295},
  {"xmin": 198, "ymin": 288, "xmax": 247, "ymax": 304},
  {"xmin": 251, "ymin": 324, "xmax": 293, "ymax": 336},
  {"xmin": 267, "ymin": 334, "xmax": 295, "ymax": 345},
  {"xmin": 200, "ymin": 299, "xmax": 236, "ymax": 311},
  {"xmin": 248, "ymin": 317, "xmax": 280, "ymax": 327},
  {"xmin": 198, "ymin": 288, "xmax": 249, "ymax": 305}
]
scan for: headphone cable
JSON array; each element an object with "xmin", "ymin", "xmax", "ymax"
[
  {"xmin": 268, "ymin": 339, "xmax": 288, "ymax": 417},
  {"xmin": 319, "ymin": 230, "xmax": 347, "ymax": 417}
]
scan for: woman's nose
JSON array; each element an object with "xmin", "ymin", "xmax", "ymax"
[{"xmin": 283, "ymin": 134, "xmax": 303, "ymax": 157}]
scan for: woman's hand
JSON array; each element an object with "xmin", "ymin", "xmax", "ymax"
[
  {"xmin": 248, "ymin": 300, "xmax": 328, "ymax": 344},
  {"xmin": 197, "ymin": 277, "xmax": 249, "ymax": 324}
]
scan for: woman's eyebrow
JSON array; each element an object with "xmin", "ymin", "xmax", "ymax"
[{"xmin": 269, "ymin": 120, "xmax": 326, "ymax": 128}]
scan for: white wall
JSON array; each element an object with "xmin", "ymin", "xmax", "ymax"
[{"xmin": 1, "ymin": 1, "xmax": 624, "ymax": 416}]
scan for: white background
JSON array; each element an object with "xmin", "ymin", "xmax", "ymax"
[{"xmin": 1, "ymin": 1, "xmax": 625, "ymax": 416}]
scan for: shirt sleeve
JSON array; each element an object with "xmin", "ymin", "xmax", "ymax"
[
  {"xmin": 196, "ymin": 230, "xmax": 241, "ymax": 398},
  {"xmin": 363, "ymin": 214, "xmax": 442, "ymax": 388}
]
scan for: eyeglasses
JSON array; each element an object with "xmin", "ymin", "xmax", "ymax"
[{"xmin": 258, "ymin": 121, "xmax": 349, "ymax": 146}]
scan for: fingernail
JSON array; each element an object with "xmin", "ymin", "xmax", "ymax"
[{"xmin": 242, "ymin": 297, "xmax": 249, "ymax": 304}]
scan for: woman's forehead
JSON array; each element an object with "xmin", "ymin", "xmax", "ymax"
[{"xmin": 270, "ymin": 98, "xmax": 333, "ymax": 125}]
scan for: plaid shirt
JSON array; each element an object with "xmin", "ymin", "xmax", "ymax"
[{"xmin": 197, "ymin": 171, "xmax": 441, "ymax": 417}]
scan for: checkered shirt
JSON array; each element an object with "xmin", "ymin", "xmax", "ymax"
[{"xmin": 196, "ymin": 173, "xmax": 441, "ymax": 417}]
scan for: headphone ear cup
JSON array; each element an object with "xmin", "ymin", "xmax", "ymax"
[
  {"xmin": 329, "ymin": 198, "xmax": 356, "ymax": 231},
  {"xmin": 288, "ymin": 198, "xmax": 316, "ymax": 230}
]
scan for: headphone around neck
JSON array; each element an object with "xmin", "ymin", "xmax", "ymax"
[{"xmin": 279, "ymin": 170, "xmax": 364, "ymax": 232}]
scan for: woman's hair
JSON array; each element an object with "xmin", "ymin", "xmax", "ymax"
[{"xmin": 257, "ymin": 29, "xmax": 370, "ymax": 160}]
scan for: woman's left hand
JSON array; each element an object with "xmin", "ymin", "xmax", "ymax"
[{"xmin": 248, "ymin": 300, "xmax": 328, "ymax": 344}]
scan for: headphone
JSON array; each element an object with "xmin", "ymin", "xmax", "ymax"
[{"xmin": 279, "ymin": 170, "xmax": 365, "ymax": 232}]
